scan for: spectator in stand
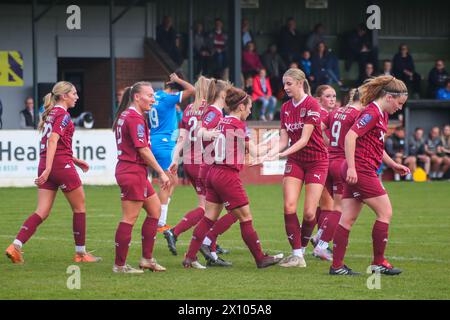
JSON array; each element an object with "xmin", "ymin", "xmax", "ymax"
[
  {"xmin": 244, "ymin": 75, "xmax": 253, "ymax": 96},
  {"xmin": 436, "ymin": 79, "xmax": 450, "ymax": 100},
  {"xmin": 278, "ymin": 17, "xmax": 303, "ymax": 65},
  {"xmin": 193, "ymin": 22, "xmax": 210, "ymax": 77},
  {"xmin": 428, "ymin": 60, "xmax": 448, "ymax": 98},
  {"xmin": 381, "ymin": 60, "xmax": 393, "ymax": 76},
  {"xmin": 241, "ymin": 18, "xmax": 254, "ymax": 47},
  {"xmin": 311, "ymin": 41, "xmax": 343, "ymax": 90},
  {"xmin": 425, "ymin": 126, "xmax": 449, "ymax": 180},
  {"xmin": 306, "ymin": 23, "xmax": 325, "ymax": 53},
  {"xmin": 441, "ymin": 125, "xmax": 450, "ymax": 179},
  {"xmin": 289, "ymin": 61, "xmax": 300, "ymax": 69},
  {"xmin": 392, "ymin": 44, "xmax": 421, "ymax": 98},
  {"xmin": 242, "ymin": 41, "xmax": 263, "ymax": 77},
  {"xmin": 156, "ymin": 16, "xmax": 178, "ymax": 64},
  {"xmin": 261, "ymin": 43, "xmax": 286, "ymax": 98},
  {"xmin": 299, "ymin": 50, "xmax": 314, "ymax": 84},
  {"xmin": 208, "ymin": 18, "xmax": 228, "ymax": 79},
  {"xmin": 358, "ymin": 62, "xmax": 376, "ymax": 86},
  {"xmin": 252, "ymin": 68, "xmax": 277, "ymax": 121},
  {"xmin": 385, "ymin": 126, "xmax": 414, "ymax": 181},
  {"xmin": 343, "ymin": 23, "xmax": 371, "ymax": 72},
  {"xmin": 19, "ymin": 97, "xmax": 35, "ymax": 129},
  {"xmin": 408, "ymin": 127, "xmax": 431, "ymax": 176}
]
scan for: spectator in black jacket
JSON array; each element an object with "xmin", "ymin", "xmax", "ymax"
[
  {"xmin": 385, "ymin": 126, "xmax": 414, "ymax": 181},
  {"xmin": 156, "ymin": 16, "xmax": 179, "ymax": 64},
  {"xmin": 278, "ymin": 17, "xmax": 303, "ymax": 65},
  {"xmin": 311, "ymin": 42, "xmax": 343, "ymax": 90},
  {"xmin": 428, "ymin": 59, "xmax": 448, "ymax": 98},
  {"xmin": 392, "ymin": 44, "xmax": 421, "ymax": 98},
  {"xmin": 408, "ymin": 127, "xmax": 430, "ymax": 175},
  {"xmin": 261, "ymin": 44, "xmax": 286, "ymax": 98},
  {"xmin": 19, "ymin": 97, "xmax": 35, "ymax": 129}
]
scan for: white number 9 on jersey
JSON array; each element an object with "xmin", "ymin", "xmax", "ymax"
[
  {"xmin": 149, "ymin": 108, "xmax": 159, "ymax": 128},
  {"xmin": 331, "ymin": 121, "xmax": 341, "ymax": 147}
]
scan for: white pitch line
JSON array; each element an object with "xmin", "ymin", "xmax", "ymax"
[{"xmin": 1, "ymin": 234, "xmax": 448, "ymax": 264}]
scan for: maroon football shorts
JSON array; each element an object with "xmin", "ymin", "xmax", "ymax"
[
  {"xmin": 283, "ymin": 159, "xmax": 329, "ymax": 185},
  {"xmin": 325, "ymin": 158, "xmax": 346, "ymax": 196},
  {"xmin": 206, "ymin": 166, "xmax": 249, "ymax": 211},
  {"xmin": 115, "ymin": 161, "xmax": 155, "ymax": 201},
  {"xmin": 183, "ymin": 163, "xmax": 204, "ymax": 195},
  {"xmin": 341, "ymin": 162, "xmax": 387, "ymax": 201},
  {"xmin": 37, "ymin": 162, "xmax": 81, "ymax": 193}
]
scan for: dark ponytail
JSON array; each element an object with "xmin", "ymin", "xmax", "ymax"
[{"xmin": 112, "ymin": 87, "xmax": 131, "ymax": 130}]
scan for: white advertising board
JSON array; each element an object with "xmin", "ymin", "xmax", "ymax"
[{"xmin": 0, "ymin": 130, "xmax": 117, "ymax": 187}]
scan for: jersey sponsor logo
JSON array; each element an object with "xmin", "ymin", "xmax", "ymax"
[
  {"xmin": 356, "ymin": 114, "xmax": 373, "ymax": 129},
  {"xmin": 204, "ymin": 111, "xmax": 216, "ymax": 124},
  {"xmin": 300, "ymin": 108, "xmax": 306, "ymax": 117},
  {"xmin": 285, "ymin": 122, "xmax": 304, "ymax": 132},
  {"xmin": 307, "ymin": 110, "xmax": 320, "ymax": 118}
]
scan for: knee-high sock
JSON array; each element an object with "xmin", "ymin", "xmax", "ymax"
[
  {"xmin": 206, "ymin": 212, "xmax": 238, "ymax": 252},
  {"xmin": 332, "ymin": 224, "xmax": 350, "ymax": 269},
  {"xmin": 173, "ymin": 207, "xmax": 205, "ymax": 237},
  {"xmin": 142, "ymin": 217, "xmax": 158, "ymax": 259},
  {"xmin": 73, "ymin": 212, "xmax": 86, "ymax": 249},
  {"xmin": 301, "ymin": 218, "xmax": 316, "ymax": 248},
  {"xmin": 186, "ymin": 217, "xmax": 215, "ymax": 260},
  {"xmin": 15, "ymin": 213, "xmax": 43, "ymax": 246},
  {"xmin": 284, "ymin": 213, "xmax": 302, "ymax": 250},
  {"xmin": 240, "ymin": 220, "xmax": 265, "ymax": 263},
  {"xmin": 115, "ymin": 222, "xmax": 133, "ymax": 267},
  {"xmin": 372, "ymin": 220, "xmax": 389, "ymax": 265},
  {"xmin": 320, "ymin": 210, "xmax": 342, "ymax": 242}
]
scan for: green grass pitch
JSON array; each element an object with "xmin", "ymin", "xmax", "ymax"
[{"xmin": 1, "ymin": 182, "xmax": 449, "ymax": 299}]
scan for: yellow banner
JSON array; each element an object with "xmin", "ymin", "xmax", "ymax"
[{"xmin": 0, "ymin": 51, "xmax": 24, "ymax": 86}]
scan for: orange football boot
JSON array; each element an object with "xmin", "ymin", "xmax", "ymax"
[
  {"xmin": 74, "ymin": 251, "xmax": 102, "ymax": 263},
  {"xmin": 157, "ymin": 224, "xmax": 172, "ymax": 233},
  {"xmin": 5, "ymin": 244, "xmax": 24, "ymax": 264}
]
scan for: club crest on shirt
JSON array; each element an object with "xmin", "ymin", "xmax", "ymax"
[
  {"xmin": 300, "ymin": 108, "xmax": 306, "ymax": 117},
  {"xmin": 204, "ymin": 111, "xmax": 216, "ymax": 124},
  {"xmin": 137, "ymin": 124, "xmax": 145, "ymax": 138},
  {"xmin": 356, "ymin": 114, "xmax": 373, "ymax": 129}
]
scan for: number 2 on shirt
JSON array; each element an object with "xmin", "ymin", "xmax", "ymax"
[
  {"xmin": 188, "ymin": 116, "xmax": 198, "ymax": 142},
  {"xmin": 331, "ymin": 121, "xmax": 341, "ymax": 147}
]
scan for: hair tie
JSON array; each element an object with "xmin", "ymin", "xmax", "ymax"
[{"xmin": 237, "ymin": 94, "xmax": 248, "ymax": 106}]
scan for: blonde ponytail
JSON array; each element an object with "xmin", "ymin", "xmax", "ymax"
[
  {"xmin": 358, "ymin": 75, "xmax": 408, "ymax": 106},
  {"xmin": 283, "ymin": 68, "xmax": 311, "ymax": 95},
  {"xmin": 38, "ymin": 81, "xmax": 74, "ymax": 131}
]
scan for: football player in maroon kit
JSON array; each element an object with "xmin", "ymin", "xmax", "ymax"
[
  {"xmin": 112, "ymin": 82, "xmax": 170, "ymax": 273},
  {"xmin": 182, "ymin": 87, "xmax": 283, "ymax": 269},
  {"xmin": 313, "ymin": 89, "xmax": 364, "ymax": 261},
  {"xmin": 5, "ymin": 81, "xmax": 101, "ymax": 264},
  {"xmin": 310, "ymin": 85, "xmax": 338, "ymax": 258},
  {"xmin": 162, "ymin": 76, "xmax": 212, "ymax": 255},
  {"xmin": 267, "ymin": 68, "xmax": 329, "ymax": 268},
  {"xmin": 330, "ymin": 76, "xmax": 409, "ymax": 276}
]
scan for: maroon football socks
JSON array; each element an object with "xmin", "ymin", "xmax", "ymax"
[
  {"xmin": 173, "ymin": 207, "xmax": 205, "ymax": 237},
  {"xmin": 240, "ymin": 220, "xmax": 265, "ymax": 263},
  {"xmin": 332, "ymin": 224, "xmax": 350, "ymax": 269},
  {"xmin": 284, "ymin": 213, "xmax": 302, "ymax": 250},
  {"xmin": 72, "ymin": 212, "xmax": 86, "ymax": 247},
  {"xmin": 186, "ymin": 216, "xmax": 215, "ymax": 260},
  {"xmin": 372, "ymin": 220, "xmax": 389, "ymax": 265},
  {"xmin": 114, "ymin": 222, "xmax": 133, "ymax": 266},
  {"xmin": 15, "ymin": 213, "xmax": 43, "ymax": 246},
  {"xmin": 141, "ymin": 216, "xmax": 158, "ymax": 259}
]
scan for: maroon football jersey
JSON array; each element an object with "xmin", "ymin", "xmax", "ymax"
[
  {"xmin": 327, "ymin": 105, "xmax": 361, "ymax": 160},
  {"xmin": 115, "ymin": 107, "xmax": 149, "ymax": 166},
  {"xmin": 213, "ymin": 116, "xmax": 250, "ymax": 172},
  {"xmin": 180, "ymin": 103, "xmax": 206, "ymax": 165},
  {"xmin": 280, "ymin": 96, "xmax": 328, "ymax": 162},
  {"xmin": 201, "ymin": 105, "xmax": 224, "ymax": 165},
  {"xmin": 351, "ymin": 102, "xmax": 388, "ymax": 173},
  {"xmin": 39, "ymin": 105, "xmax": 74, "ymax": 167},
  {"xmin": 320, "ymin": 107, "xmax": 331, "ymax": 141}
]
